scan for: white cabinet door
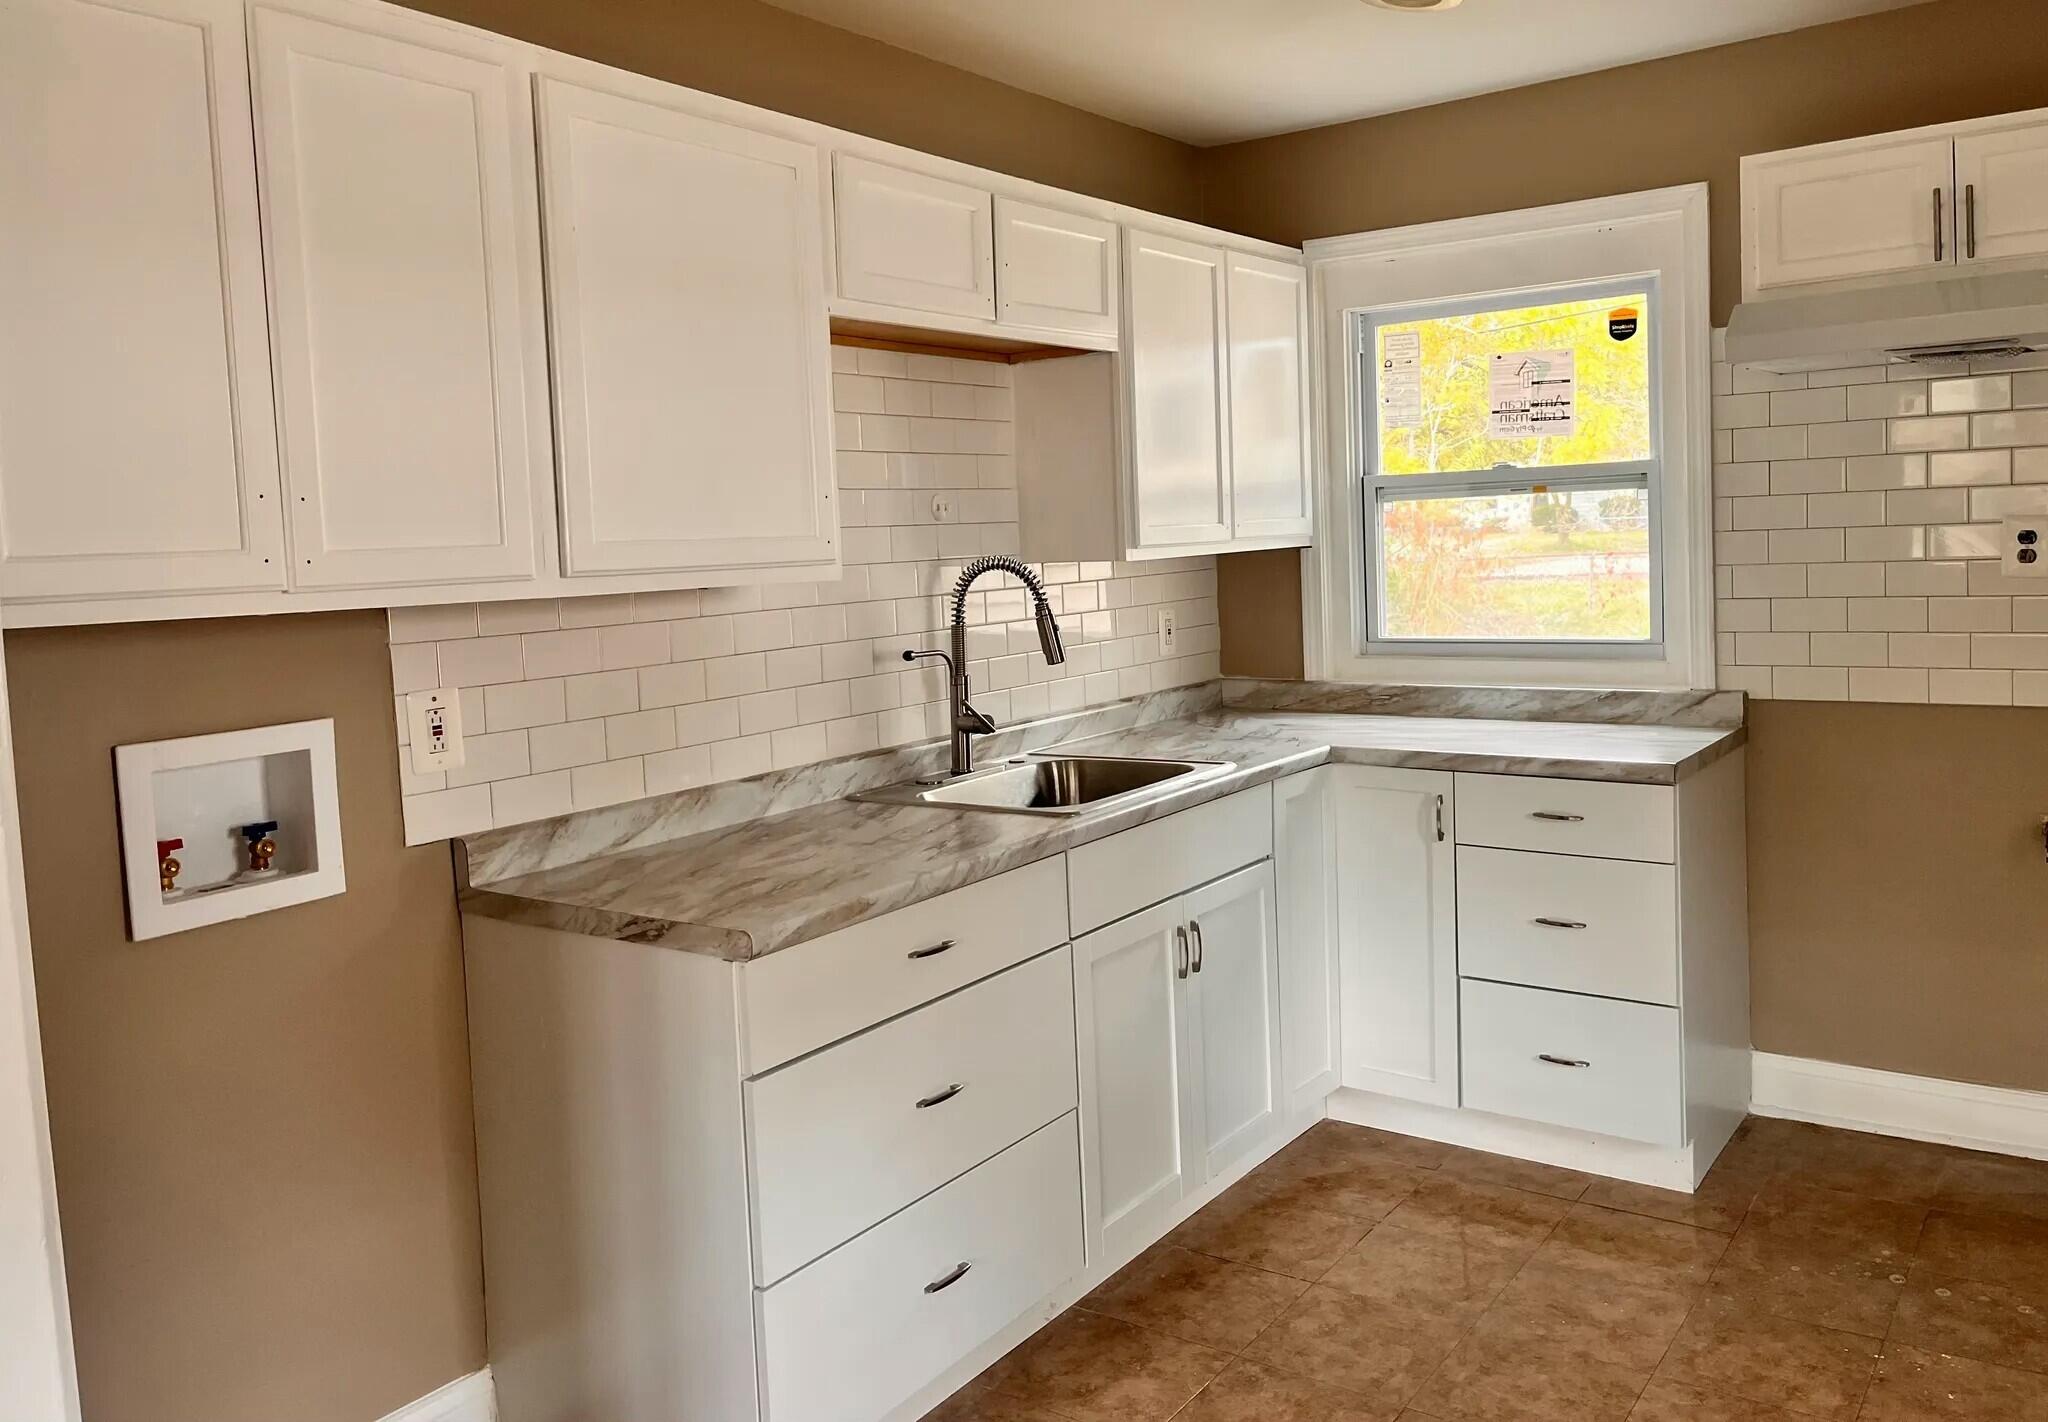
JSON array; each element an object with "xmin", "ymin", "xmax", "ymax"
[
  {"xmin": 1187, "ymin": 862, "xmax": 1281, "ymax": 1183},
  {"xmin": 1957, "ymin": 123, "xmax": 2048, "ymax": 264},
  {"xmin": 1273, "ymin": 770, "xmax": 1339, "ymax": 1120},
  {"xmin": 1225, "ymin": 251, "xmax": 1313, "ymax": 544},
  {"xmin": 0, "ymin": 0, "xmax": 285, "ymax": 599},
  {"xmin": 1746, "ymin": 136, "xmax": 1955, "ymax": 292},
  {"xmin": 1074, "ymin": 898, "xmax": 1196, "ymax": 1268},
  {"xmin": 833, "ymin": 156, "xmax": 995, "ymax": 319},
  {"xmin": 250, "ymin": 6, "xmax": 546, "ymax": 589},
  {"xmin": 1331, "ymin": 765, "xmax": 1459, "ymax": 1108},
  {"xmin": 994, "ymin": 197, "xmax": 1118, "ymax": 340},
  {"xmin": 538, "ymin": 78, "xmax": 836, "ymax": 576},
  {"xmin": 1123, "ymin": 228, "xmax": 1232, "ymax": 550}
]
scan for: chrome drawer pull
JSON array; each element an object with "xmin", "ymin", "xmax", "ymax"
[
  {"xmin": 1532, "ymin": 917, "xmax": 1588, "ymax": 930},
  {"xmin": 1529, "ymin": 811, "xmax": 1585, "ymax": 823},
  {"xmin": 1189, "ymin": 919, "xmax": 1205, "ymax": 974},
  {"xmin": 907, "ymin": 939, "xmax": 957, "ymax": 961},
  {"xmin": 915, "ymin": 1082, "xmax": 965, "ymax": 1110},
  {"xmin": 1174, "ymin": 925, "xmax": 1190, "ymax": 980},
  {"xmin": 924, "ymin": 1260, "xmax": 972, "ymax": 1294},
  {"xmin": 1538, "ymin": 1053, "xmax": 1591, "ymax": 1069}
]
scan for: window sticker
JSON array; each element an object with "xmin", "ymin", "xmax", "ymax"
[
  {"xmin": 1609, "ymin": 307, "xmax": 1640, "ymax": 341},
  {"xmin": 1379, "ymin": 328, "xmax": 1422, "ymax": 431},
  {"xmin": 1487, "ymin": 349, "xmax": 1576, "ymax": 439}
]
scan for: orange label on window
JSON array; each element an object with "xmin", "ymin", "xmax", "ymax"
[{"xmin": 1609, "ymin": 307, "xmax": 1640, "ymax": 342}]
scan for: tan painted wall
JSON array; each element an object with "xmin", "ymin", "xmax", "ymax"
[
  {"xmin": 9, "ymin": 6, "xmax": 1206, "ymax": 1419},
  {"xmin": 1745, "ymin": 700, "xmax": 2048, "ymax": 1092},
  {"xmin": 1201, "ymin": 0, "xmax": 2048, "ymax": 1087},
  {"xmin": 402, "ymin": 0, "xmax": 1207, "ymax": 220},
  {"xmin": 7, "ymin": 613, "xmax": 483, "ymax": 1422}
]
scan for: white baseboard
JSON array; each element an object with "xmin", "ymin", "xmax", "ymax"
[
  {"xmin": 1751, "ymin": 1052, "xmax": 2048, "ymax": 1162},
  {"xmin": 377, "ymin": 1369, "xmax": 495, "ymax": 1422}
]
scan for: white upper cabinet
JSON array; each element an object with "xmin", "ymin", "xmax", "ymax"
[
  {"xmin": 1956, "ymin": 122, "xmax": 2048, "ymax": 264},
  {"xmin": 0, "ymin": 0, "xmax": 285, "ymax": 599},
  {"xmin": 1743, "ymin": 109, "xmax": 2048, "ymax": 297},
  {"xmin": 1224, "ymin": 251, "xmax": 1312, "ymax": 542},
  {"xmin": 1123, "ymin": 228, "xmax": 1233, "ymax": 550},
  {"xmin": 1744, "ymin": 134, "xmax": 1956, "ymax": 293},
  {"xmin": 250, "ymin": 4, "xmax": 547, "ymax": 589},
  {"xmin": 833, "ymin": 156, "xmax": 996, "ymax": 320},
  {"xmin": 537, "ymin": 77, "xmax": 836, "ymax": 576},
  {"xmin": 1331, "ymin": 765, "xmax": 1459, "ymax": 1109},
  {"xmin": 994, "ymin": 197, "xmax": 1119, "ymax": 340}
]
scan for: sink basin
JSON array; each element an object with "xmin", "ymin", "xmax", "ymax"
[{"xmin": 855, "ymin": 754, "xmax": 1233, "ymax": 817}]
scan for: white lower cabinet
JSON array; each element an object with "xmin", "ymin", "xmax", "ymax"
[
  {"xmin": 1330, "ymin": 765, "xmax": 1459, "ymax": 1108},
  {"xmin": 756, "ymin": 1114, "xmax": 1084, "ymax": 1422},
  {"xmin": 1324, "ymin": 754, "xmax": 1751, "ymax": 1188},
  {"xmin": 1273, "ymin": 769, "xmax": 1341, "ymax": 1120},
  {"xmin": 1072, "ymin": 801, "xmax": 1283, "ymax": 1269}
]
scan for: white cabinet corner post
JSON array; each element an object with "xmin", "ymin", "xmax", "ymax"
[
  {"xmin": 1273, "ymin": 769, "xmax": 1340, "ymax": 1124},
  {"xmin": 536, "ymin": 73, "xmax": 837, "ymax": 577},
  {"xmin": 249, "ymin": 1, "xmax": 550, "ymax": 589}
]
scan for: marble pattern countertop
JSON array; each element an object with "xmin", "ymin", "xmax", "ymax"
[{"xmin": 461, "ymin": 710, "xmax": 1742, "ymax": 962}]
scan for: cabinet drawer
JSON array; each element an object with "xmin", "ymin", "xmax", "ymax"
[
  {"xmin": 1067, "ymin": 785, "xmax": 1272, "ymax": 935},
  {"xmin": 740, "ymin": 857, "xmax": 1067, "ymax": 1073},
  {"xmin": 1460, "ymin": 979, "xmax": 1682, "ymax": 1147},
  {"xmin": 756, "ymin": 1113, "xmax": 1084, "ymax": 1422},
  {"xmin": 748, "ymin": 947, "xmax": 1077, "ymax": 1285},
  {"xmin": 1454, "ymin": 773, "xmax": 1674, "ymax": 863},
  {"xmin": 1456, "ymin": 847, "xmax": 1678, "ymax": 1006}
]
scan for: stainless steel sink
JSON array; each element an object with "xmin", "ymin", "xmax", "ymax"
[{"xmin": 855, "ymin": 754, "xmax": 1233, "ymax": 817}]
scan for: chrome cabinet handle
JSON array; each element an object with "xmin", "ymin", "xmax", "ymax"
[
  {"xmin": 1189, "ymin": 919, "xmax": 1205, "ymax": 974},
  {"xmin": 907, "ymin": 939, "xmax": 956, "ymax": 961},
  {"xmin": 1532, "ymin": 917, "xmax": 1588, "ymax": 930},
  {"xmin": 1434, "ymin": 794, "xmax": 1445, "ymax": 842},
  {"xmin": 1529, "ymin": 811, "xmax": 1584, "ymax": 823},
  {"xmin": 1966, "ymin": 182, "xmax": 1977, "ymax": 259},
  {"xmin": 1538, "ymin": 1053, "xmax": 1591, "ymax": 1069},
  {"xmin": 924, "ymin": 1260, "xmax": 972, "ymax": 1294},
  {"xmin": 915, "ymin": 1082, "xmax": 965, "ymax": 1110},
  {"xmin": 1935, "ymin": 186, "xmax": 1946, "ymax": 261},
  {"xmin": 1174, "ymin": 925, "xmax": 1189, "ymax": 980}
]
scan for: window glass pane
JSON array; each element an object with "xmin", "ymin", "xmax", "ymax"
[
  {"xmin": 1378, "ymin": 486, "xmax": 1652, "ymax": 641},
  {"xmin": 1374, "ymin": 293, "xmax": 1652, "ymax": 475}
]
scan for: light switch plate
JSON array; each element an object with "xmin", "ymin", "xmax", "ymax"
[
  {"xmin": 2001, "ymin": 517, "xmax": 2047, "ymax": 577},
  {"xmin": 406, "ymin": 689, "xmax": 466, "ymax": 774}
]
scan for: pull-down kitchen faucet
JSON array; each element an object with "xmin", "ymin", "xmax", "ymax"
[{"xmin": 902, "ymin": 555, "xmax": 1066, "ymax": 777}]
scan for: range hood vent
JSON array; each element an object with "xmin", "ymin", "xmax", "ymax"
[{"xmin": 1725, "ymin": 270, "xmax": 2048, "ymax": 373}]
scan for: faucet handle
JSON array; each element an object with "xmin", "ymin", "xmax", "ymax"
[{"xmin": 956, "ymin": 701, "xmax": 996, "ymax": 736}]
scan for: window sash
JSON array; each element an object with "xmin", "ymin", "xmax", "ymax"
[{"xmin": 1352, "ymin": 281, "xmax": 1667, "ymax": 659}]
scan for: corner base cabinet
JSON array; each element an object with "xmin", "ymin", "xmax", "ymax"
[{"xmin": 1316, "ymin": 751, "xmax": 1751, "ymax": 1191}]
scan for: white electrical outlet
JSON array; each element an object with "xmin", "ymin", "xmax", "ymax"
[
  {"xmin": 2002, "ymin": 517, "xmax": 2048, "ymax": 577},
  {"xmin": 1157, "ymin": 608, "xmax": 1178, "ymax": 656},
  {"xmin": 929, "ymin": 494, "xmax": 956, "ymax": 523},
  {"xmin": 406, "ymin": 689, "xmax": 466, "ymax": 774}
]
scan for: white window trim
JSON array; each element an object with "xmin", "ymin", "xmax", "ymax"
[{"xmin": 1301, "ymin": 185, "xmax": 1715, "ymax": 690}]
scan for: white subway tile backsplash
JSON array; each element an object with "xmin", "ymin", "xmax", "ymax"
[
  {"xmin": 389, "ymin": 350, "xmax": 1208, "ymax": 840},
  {"xmin": 1929, "ymin": 450, "xmax": 2012, "ymax": 486},
  {"xmin": 1888, "ymin": 416, "xmax": 1971, "ymax": 452},
  {"xmin": 1846, "ymin": 382, "xmax": 1927, "ymax": 421},
  {"xmin": 1929, "ymin": 375, "xmax": 2012, "ymax": 414},
  {"xmin": 1770, "ymin": 386, "xmax": 1846, "ymax": 426}
]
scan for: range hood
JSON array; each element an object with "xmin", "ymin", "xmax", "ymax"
[{"xmin": 1725, "ymin": 269, "xmax": 2048, "ymax": 373}]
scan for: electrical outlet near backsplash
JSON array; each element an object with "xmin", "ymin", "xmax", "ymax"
[
  {"xmin": 388, "ymin": 345, "xmax": 1221, "ymax": 844},
  {"xmin": 1712, "ymin": 331, "xmax": 2048, "ymax": 707}
]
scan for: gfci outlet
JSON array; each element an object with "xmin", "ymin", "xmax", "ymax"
[
  {"xmin": 2003, "ymin": 517, "xmax": 2048, "ymax": 578},
  {"xmin": 406, "ymin": 689, "xmax": 466, "ymax": 774},
  {"xmin": 1157, "ymin": 608, "xmax": 1178, "ymax": 656}
]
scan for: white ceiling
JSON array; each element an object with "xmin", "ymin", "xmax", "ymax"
[{"xmin": 759, "ymin": 0, "xmax": 1936, "ymax": 146}]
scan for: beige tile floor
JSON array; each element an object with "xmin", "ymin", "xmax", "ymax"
[{"xmin": 924, "ymin": 1116, "xmax": 2048, "ymax": 1421}]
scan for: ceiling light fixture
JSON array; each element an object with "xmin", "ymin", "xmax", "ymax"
[{"xmin": 1363, "ymin": 0, "xmax": 1465, "ymax": 11}]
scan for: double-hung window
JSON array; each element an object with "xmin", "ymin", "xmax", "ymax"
[
  {"xmin": 1305, "ymin": 187, "xmax": 1712, "ymax": 689},
  {"xmin": 1358, "ymin": 282, "xmax": 1660, "ymax": 654}
]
